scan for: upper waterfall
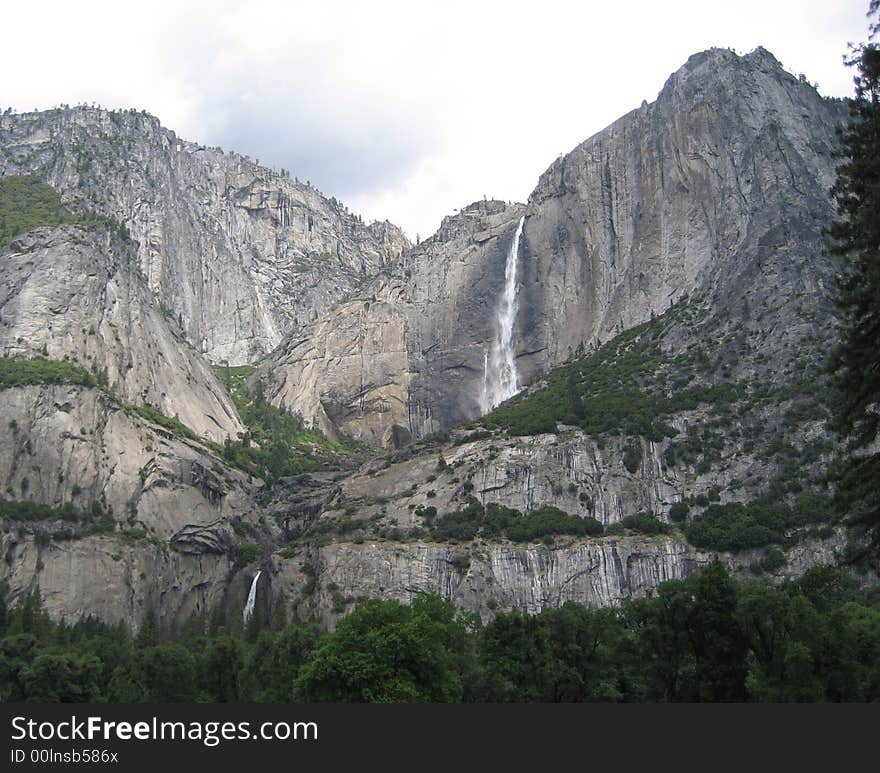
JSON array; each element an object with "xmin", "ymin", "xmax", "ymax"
[{"xmin": 480, "ymin": 215, "xmax": 525, "ymax": 414}]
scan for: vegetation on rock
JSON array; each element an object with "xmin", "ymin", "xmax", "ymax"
[
  {"xmin": 214, "ymin": 365, "xmax": 370, "ymax": 482},
  {"xmin": 429, "ymin": 499, "xmax": 604, "ymax": 543},
  {"xmin": 0, "ymin": 357, "xmax": 98, "ymax": 389},
  {"xmin": 480, "ymin": 304, "xmax": 743, "ymax": 441},
  {"xmin": 0, "ymin": 174, "xmax": 128, "ymax": 245}
]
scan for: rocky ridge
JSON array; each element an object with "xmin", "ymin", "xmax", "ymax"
[
  {"xmin": 517, "ymin": 47, "xmax": 846, "ymax": 380},
  {"xmin": 0, "ymin": 107, "xmax": 410, "ymax": 364}
]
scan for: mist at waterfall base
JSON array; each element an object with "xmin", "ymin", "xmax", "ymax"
[
  {"xmin": 243, "ymin": 570, "xmax": 262, "ymax": 624},
  {"xmin": 480, "ymin": 216, "xmax": 525, "ymax": 415}
]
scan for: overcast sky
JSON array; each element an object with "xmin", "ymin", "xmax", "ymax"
[{"xmin": 1, "ymin": 0, "xmax": 871, "ymax": 239}]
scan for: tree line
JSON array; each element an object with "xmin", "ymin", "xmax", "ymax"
[{"xmin": 1, "ymin": 561, "xmax": 878, "ymax": 703}]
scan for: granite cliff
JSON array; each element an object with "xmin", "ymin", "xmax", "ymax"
[
  {"xmin": 0, "ymin": 47, "xmax": 856, "ymax": 633},
  {"xmin": 517, "ymin": 47, "xmax": 845, "ymax": 380},
  {"xmin": 260, "ymin": 200, "xmax": 526, "ymax": 447},
  {"xmin": 0, "ymin": 224, "xmax": 265, "ymax": 629},
  {"xmin": 0, "ymin": 107, "xmax": 409, "ymax": 364},
  {"xmin": 1, "ymin": 226, "xmax": 242, "ymax": 442},
  {"xmin": 260, "ymin": 47, "xmax": 846, "ymax": 446}
]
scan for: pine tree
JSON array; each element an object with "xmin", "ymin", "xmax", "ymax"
[
  {"xmin": 134, "ymin": 609, "xmax": 160, "ymax": 648},
  {"xmin": 830, "ymin": 2, "xmax": 880, "ymax": 566}
]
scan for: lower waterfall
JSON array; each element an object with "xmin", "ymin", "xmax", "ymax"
[{"xmin": 243, "ymin": 570, "xmax": 261, "ymax": 624}]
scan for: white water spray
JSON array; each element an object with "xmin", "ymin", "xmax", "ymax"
[
  {"xmin": 480, "ymin": 216, "xmax": 525, "ymax": 413},
  {"xmin": 243, "ymin": 570, "xmax": 261, "ymax": 624}
]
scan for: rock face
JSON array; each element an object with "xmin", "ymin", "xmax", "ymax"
[
  {"xmin": 0, "ymin": 385, "xmax": 255, "ymax": 540},
  {"xmin": 260, "ymin": 48, "xmax": 847, "ymax": 444},
  {"xmin": 261, "ymin": 200, "xmax": 525, "ymax": 446},
  {"xmin": 0, "ymin": 394, "xmax": 847, "ymax": 632},
  {"xmin": 0, "ymin": 227, "xmax": 242, "ymax": 442},
  {"xmin": 1, "ymin": 533, "xmax": 233, "ymax": 633},
  {"xmin": 269, "ymin": 530, "xmax": 846, "ymax": 630},
  {"xmin": 517, "ymin": 47, "xmax": 846, "ymax": 380},
  {"xmin": 0, "ymin": 213, "xmax": 273, "ymax": 636},
  {"xmin": 0, "ymin": 381, "xmax": 263, "ymax": 632},
  {"xmin": 0, "ymin": 107, "xmax": 409, "ymax": 364},
  {"xmin": 0, "ymin": 221, "xmax": 264, "ymax": 633},
  {"xmin": 255, "ymin": 391, "xmax": 846, "ymax": 628},
  {"xmin": 0, "ymin": 48, "xmax": 856, "ymax": 633},
  {"xmin": 273, "ymin": 537, "xmax": 716, "ymax": 627},
  {"xmin": 338, "ymin": 431, "xmax": 684, "ymax": 527}
]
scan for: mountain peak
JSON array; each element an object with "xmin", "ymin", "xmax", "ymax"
[{"xmin": 658, "ymin": 45, "xmax": 802, "ymax": 101}]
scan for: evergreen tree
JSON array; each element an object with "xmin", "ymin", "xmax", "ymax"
[
  {"xmin": 133, "ymin": 644, "xmax": 197, "ymax": 702},
  {"xmin": 269, "ymin": 592, "xmax": 288, "ymax": 630},
  {"xmin": 134, "ymin": 609, "xmax": 160, "ymax": 648},
  {"xmin": 0, "ymin": 583, "xmax": 8, "ymax": 637},
  {"xmin": 687, "ymin": 560, "xmax": 749, "ymax": 701},
  {"xmin": 241, "ymin": 621, "xmax": 323, "ymax": 701},
  {"xmin": 626, "ymin": 580, "xmax": 698, "ymax": 701},
  {"xmin": 20, "ymin": 652, "xmax": 104, "ymax": 702},
  {"xmin": 830, "ymin": 2, "xmax": 880, "ymax": 567},
  {"xmin": 15, "ymin": 588, "xmax": 52, "ymax": 639}
]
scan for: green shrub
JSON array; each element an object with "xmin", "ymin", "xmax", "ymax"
[
  {"xmin": 684, "ymin": 493, "xmax": 833, "ymax": 552},
  {"xmin": 620, "ymin": 512, "xmax": 670, "ymax": 535},
  {"xmin": 669, "ymin": 502, "xmax": 690, "ymax": 523},
  {"xmin": 0, "ymin": 357, "xmax": 96, "ymax": 389},
  {"xmin": 0, "ymin": 498, "xmax": 114, "ymax": 538},
  {"xmin": 623, "ymin": 441, "xmax": 642, "ymax": 474},
  {"xmin": 0, "ymin": 499, "xmax": 82, "ymax": 522},
  {"xmin": 759, "ymin": 546, "xmax": 787, "ymax": 573},
  {"xmin": 430, "ymin": 501, "xmax": 604, "ymax": 544},
  {"xmin": 300, "ymin": 563, "xmax": 318, "ymax": 596},
  {"xmin": 506, "ymin": 507, "xmax": 604, "ymax": 543},
  {"xmin": 414, "ymin": 505, "xmax": 437, "ymax": 522},
  {"xmin": 478, "ymin": 303, "xmax": 743, "ymax": 441},
  {"xmin": 214, "ymin": 373, "xmax": 368, "ymax": 482},
  {"xmin": 236, "ymin": 542, "xmax": 264, "ymax": 565},
  {"xmin": 0, "ymin": 175, "xmax": 130, "ymax": 245},
  {"xmin": 430, "ymin": 499, "xmax": 484, "ymax": 541},
  {"xmin": 126, "ymin": 404, "xmax": 200, "ymax": 443}
]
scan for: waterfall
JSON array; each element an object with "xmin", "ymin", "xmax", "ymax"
[
  {"xmin": 243, "ymin": 570, "xmax": 261, "ymax": 624},
  {"xmin": 480, "ymin": 216, "xmax": 525, "ymax": 414}
]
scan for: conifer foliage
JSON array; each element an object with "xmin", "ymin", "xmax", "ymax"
[{"xmin": 830, "ymin": 3, "xmax": 880, "ymax": 566}]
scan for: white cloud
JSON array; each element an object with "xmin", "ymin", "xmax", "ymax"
[{"xmin": 1, "ymin": 0, "xmax": 871, "ymax": 238}]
